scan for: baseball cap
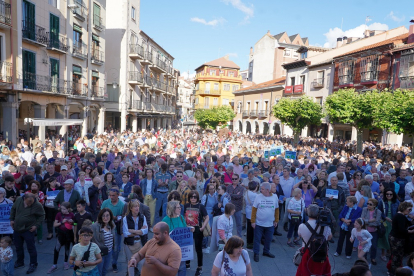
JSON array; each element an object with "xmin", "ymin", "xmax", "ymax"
[
  {"xmin": 64, "ymin": 179, "xmax": 74, "ymax": 185},
  {"xmin": 61, "ymin": 165, "xmax": 68, "ymax": 171}
]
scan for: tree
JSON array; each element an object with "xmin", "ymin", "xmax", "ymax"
[
  {"xmin": 194, "ymin": 105, "xmax": 236, "ymax": 130},
  {"xmin": 272, "ymin": 96, "xmax": 323, "ymax": 143},
  {"xmin": 325, "ymin": 89, "xmax": 382, "ymax": 153}
]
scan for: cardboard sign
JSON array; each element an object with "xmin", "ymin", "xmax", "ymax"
[
  {"xmin": 0, "ymin": 204, "xmax": 13, "ymax": 234},
  {"xmin": 326, "ymin": 189, "xmax": 339, "ymax": 199},
  {"xmin": 285, "ymin": 151, "xmax": 297, "ymax": 160},
  {"xmin": 170, "ymin": 227, "xmax": 194, "ymax": 261},
  {"xmin": 264, "ymin": 150, "xmax": 270, "ymax": 159}
]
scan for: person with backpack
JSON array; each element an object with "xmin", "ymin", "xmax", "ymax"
[{"xmin": 296, "ymin": 204, "xmax": 332, "ymax": 276}]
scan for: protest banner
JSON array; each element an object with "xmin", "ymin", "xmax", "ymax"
[
  {"xmin": 285, "ymin": 151, "xmax": 297, "ymax": 160},
  {"xmin": 0, "ymin": 203, "xmax": 13, "ymax": 234},
  {"xmin": 270, "ymin": 148, "xmax": 277, "ymax": 157},
  {"xmin": 170, "ymin": 227, "xmax": 194, "ymax": 261},
  {"xmin": 275, "ymin": 146, "xmax": 283, "ymax": 156},
  {"xmin": 264, "ymin": 150, "xmax": 270, "ymax": 159}
]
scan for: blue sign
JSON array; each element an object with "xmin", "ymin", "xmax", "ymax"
[
  {"xmin": 0, "ymin": 204, "xmax": 13, "ymax": 234},
  {"xmin": 275, "ymin": 146, "xmax": 283, "ymax": 156},
  {"xmin": 170, "ymin": 227, "xmax": 194, "ymax": 261},
  {"xmin": 46, "ymin": 190, "xmax": 60, "ymax": 197},
  {"xmin": 285, "ymin": 151, "xmax": 297, "ymax": 160},
  {"xmin": 264, "ymin": 150, "xmax": 270, "ymax": 159}
]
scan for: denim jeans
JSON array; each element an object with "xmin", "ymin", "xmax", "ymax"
[
  {"xmin": 336, "ymin": 228, "xmax": 352, "ymax": 256},
  {"xmin": 287, "ymin": 220, "xmax": 299, "ymax": 240},
  {"xmin": 1, "ymin": 259, "xmax": 14, "ymax": 276},
  {"xmin": 98, "ymin": 250, "xmax": 113, "ymax": 276},
  {"xmin": 253, "ymin": 225, "xmax": 274, "ymax": 255},
  {"xmin": 177, "ymin": 261, "xmax": 187, "ymax": 276},
  {"xmin": 368, "ymin": 230, "xmax": 378, "ymax": 260},
  {"xmin": 154, "ymin": 191, "xmax": 168, "ymax": 224},
  {"xmin": 14, "ymin": 230, "xmax": 37, "ymax": 265},
  {"xmin": 233, "ymin": 210, "xmax": 242, "ymax": 237},
  {"xmin": 112, "ymin": 233, "xmax": 122, "ymax": 266}
]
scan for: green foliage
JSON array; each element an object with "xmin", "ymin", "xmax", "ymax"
[
  {"xmin": 271, "ymin": 96, "xmax": 323, "ymax": 136},
  {"xmin": 194, "ymin": 105, "xmax": 236, "ymax": 129}
]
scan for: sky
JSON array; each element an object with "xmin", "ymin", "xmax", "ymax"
[{"xmin": 140, "ymin": 0, "xmax": 414, "ymax": 79}]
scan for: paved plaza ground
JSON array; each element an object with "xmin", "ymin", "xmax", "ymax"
[{"xmin": 10, "ymin": 225, "xmax": 390, "ymax": 276}]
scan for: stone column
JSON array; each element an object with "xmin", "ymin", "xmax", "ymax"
[
  {"xmin": 328, "ymin": 124, "xmax": 334, "ymax": 142},
  {"xmin": 1, "ymin": 100, "xmax": 18, "ymax": 143},
  {"xmin": 150, "ymin": 119, "xmax": 154, "ymax": 129},
  {"xmin": 34, "ymin": 105, "xmax": 46, "ymax": 141},
  {"xmin": 301, "ymin": 126, "xmax": 308, "ymax": 137},
  {"xmin": 156, "ymin": 118, "xmax": 161, "ymax": 129},
  {"xmin": 132, "ymin": 114, "xmax": 138, "ymax": 132},
  {"xmin": 351, "ymin": 127, "xmax": 357, "ymax": 141},
  {"xmin": 82, "ymin": 106, "xmax": 89, "ymax": 137},
  {"xmin": 121, "ymin": 104, "xmax": 127, "ymax": 132},
  {"xmin": 141, "ymin": 118, "xmax": 147, "ymax": 131},
  {"xmin": 98, "ymin": 107, "xmax": 106, "ymax": 134},
  {"xmin": 58, "ymin": 106, "xmax": 69, "ymax": 137}
]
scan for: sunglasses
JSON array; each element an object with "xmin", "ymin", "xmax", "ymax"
[
  {"xmin": 386, "ymin": 193, "xmax": 393, "ymax": 196},
  {"xmin": 80, "ymin": 234, "xmax": 92, "ymax": 237},
  {"xmin": 367, "ymin": 203, "xmax": 373, "ymax": 206},
  {"xmin": 190, "ymin": 195, "xmax": 197, "ymax": 199},
  {"xmin": 232, "ymin": 178, "xmax": 238, "ymax": 180}
]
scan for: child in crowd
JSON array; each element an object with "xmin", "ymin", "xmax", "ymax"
[
  {"xmin": 0, "ymin": 236, "xmax": 14, "ymax": 276},
  {"xmin": 350, "ymin": 218, "xmax": 373, "ymax": 265},
  {"xmin": 48, "ymin": 202, "xmax": 75, "ymax": 273},
  {"xmin": 73, "ymin": 200, "xmax": 93, "ymax": 243}
]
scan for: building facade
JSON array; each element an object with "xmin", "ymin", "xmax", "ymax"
[
  {"xmin": 177, "ymin": 76, "xmax": 195, "ymax": 120},
  {"xmin": 233, "ymin": 78, "xmax": 285, "ymax": 134},
  {"xmin": 105, "ymin": 0, "xmax": 176, "ymax": 131},
  {"xmin": 194, "ymin": 55, "xmax": 242, "ymax": 110}
]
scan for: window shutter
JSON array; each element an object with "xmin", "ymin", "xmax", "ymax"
[
  {"xmin": 73, "ymin": 65, "xmax": 82, "ymax": 75},
  {"xmin": 92, "ymin": 34, "xmax": 99, "ymax": 41},
  {"xmin": 92, "ymin": 71, "xmax": 99, "ymax": 78},
  {"xmin": 73, "ymin": 24, "xmax": 82, "ymax": 33}
]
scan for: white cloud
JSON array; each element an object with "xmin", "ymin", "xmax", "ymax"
[
  {"xmin": 190, "ymin": 17, "xmax": 225, "ymax": 26},
  {"xmin": 221, "ymin": 0, "xmax": 254, "ymax": 23},
  {"xmin": 322, "ymin": 22, "xmax": 389, "ymax": 48},
  {"xmin": 387, "ymin": 11, "xmax": 405, "ymax": 22},
  {"xmin": 226, "ymin": 53, "xmax": 238, "ymax": 58}
]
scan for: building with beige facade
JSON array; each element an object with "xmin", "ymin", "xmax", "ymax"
[
  {"xmin": 105, "ymin": 0, "xmax": 177, "ymax": 131},
  {"xmin": 177, "ymin": 76, "xmax": 195, "ymax": 120},
  {"xmin": 233, "ymin": 77, "xmax": 285, "ymax": 134},
  {"xmin": 0, "ymin": 0, "xmax": 107, "ymax": 143}
]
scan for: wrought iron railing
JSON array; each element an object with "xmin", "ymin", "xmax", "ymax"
[
  {"xmin": 47, "ymin": 33, "xmax": 69, "ymax": 52},
  {"xmin": 154, "ymin": 58, "xmax": 166, "ymax": 71},
  {"xmin": 242, "ymin": 110, "xmax": 249, "ymax": 117},
  {"xmin": 258, "ymin": 110, "xmax": 267, "ymax": 117},
  {"xmin": 0, "ymin": 0, "xmax": 11, "ymax": 26},
  {"xmin": 73, "ymin": 41, "xmax": 87, "ymax": 59},
  {"xmin": 71, "ymin": 81, "xmax": 88, "ymax": 96},
  {"xmin": 91, "ymin": 48, "xmax": 104, "ymax": 64},
  {"xmin": 128, "ymin": 71, "xmax": 143, "ymax": 83},
  {"xmin": 129, "ymin": 100, "xmax": 143, "ymax": 110},
  {"xmin": 338, "ymin": 74, "xmax": 354, "ymax": 85},
  {"xmin": 23, "ymin": 72, "xmax": 71, "ymax": 94},
  {"xmin": 360, "ymin": 70, "xmax": 378, "ymax": 82},
  {"xmin": 0, "ymin": 61, "xmax": 12, "ymax": 83},
  {"xmin": 312, "ymin": 78, "xmax": 324, "ymax": 88},
  {"xmin": 143, "ymin": 51, "xmax": 152, "ymax": 62},
  {"xmin": 249, "ymin": 110, "xmax": 257, "ymax": 117},
  {"xmin": 72, "ymin": 0, "xmax": 87, "ymax": 20},
  {"xmin": 93, "ymin": 14, "xmax": 104, "ymax": 30},
  {"xmin": 92, "ymin": 86, "xmax": 104, "ymax": 98},
  {"xmin": 129, "ymin": 44, "xmax": 144, "ymax": 57},
  {"xmin": 22, "ymin": 20, "xmax": 48, "ymax": 45}
]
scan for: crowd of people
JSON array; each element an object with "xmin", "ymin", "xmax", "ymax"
[{"xmin": 0, "ymin": 127, "xmax": 414, "ymax": 276}]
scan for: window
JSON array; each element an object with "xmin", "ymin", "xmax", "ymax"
[
  {"xmin": 315, "ymin": 97, "xmax": 323, "ymax": 107},
  {"xmin": 300, "ymin": 75, "xmax": 305, "ymax": 85},
  {"xmin": 317, "ymin": 70, "xmax": 324, "ymax": 80},
  {"xmin": 284, "ymin": 49, "xmax": 291, "ymax": 57},
  {"xmin": 93, "ymin": 3, "xmax": 101, "ymax": 27},
  {"xmin": 73, "ymin": 25, "xmax": 82, "ymax": 43},
  {"xmin": 210, "ymin": 70, "xmax": 216, "ymax": 76},
  {"xmin": 72, "ymin": 65, "xmax": 82, "ymax": 96},
  {"xmin": 338, "ymin": 60, "xmax": 355, "ymax": 85},
  {"xmin": 48, "ymin": 0, "xmax": 57, "ymax": 8},
  {"xmin": 22, "ymin": 0, "xmax": 35, "ymax": 40},
  {"xmin": 360, "ymin": 55, "xmax": 379, "ymax": 82},
  {"xmin": 228, "ymin": 71, "xmax": 234, "ymax": 77},
  {"xmin": 214, "ymin": 83, "xmax": 219, "ymax": 91},
  {"xmin": 290, "ymin": 77, "xmax": 295, "ymax": 86},
  {"xmin": 22, "ymin": 50, "xmax": 36, "ymax": 90},
  {"xmin": 223, "ymin": 99, "xmax": 229, "ymax": 105},
  {"xmin": 293, "ymin": 52, "xmax": 299, "ymax": 58},
  {"xmin": 223, "ymin": 84, "xmax": 230, "ymax": 91},
  {"xmin": 195, "ymin": 97, "xmax": 199, "ymax": 104},
  {"xmin": 249, "ymin": 61, "xmax": 253, "ymax": 68},
  {"xmin": 264, "ymin": 101, "xmax": 269, "ymax": 110},
  {"xmin": 204, "ymin": 97, "xmax": 210, "ymax": 108},
  {"xmin": 301, "ymin": 52, "xmax": 308, "ymax": 59},
  {"xmin": 205, "ymin": 82, "xmax": 210, "ymax": 92},
  {"xmin": 232, "ymin": 85, "xmax": 239, "ymax": 91},
  {"xmin": 49, "ymin": 14, "xmax": 60, "ymax": 48},
  {"xmin": 131, "ymin": 6, "xmax": 136, "ymax": 20},
  {"xmin": 213, "ymin": 98, "xmax": 218, "ymax": 106}
]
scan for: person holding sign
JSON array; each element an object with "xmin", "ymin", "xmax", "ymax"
[
  {"xmin": 0, "ymin": 188, "xmax": 12, "ymax": 205},
  {"xmin": 321, "ymin": 176, "xmax": 346, "ymax": 223},
  {"xmin": 128, "ymin": 222, "xmax": 181, "ymax": 276}
]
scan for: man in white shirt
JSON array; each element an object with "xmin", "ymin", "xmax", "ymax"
[{"xmin": 280, "ymin": 167, "xmax": 295, "ymax": 198}]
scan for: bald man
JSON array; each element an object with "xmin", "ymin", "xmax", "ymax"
[{"xmin": 128, "ymin": 222, "xmax": 181, "ymax": 276}]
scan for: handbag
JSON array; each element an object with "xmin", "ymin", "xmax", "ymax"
[
  {"xmin": 377, "ymin": 221, "xmax": 386, "ymax": 238},
  {"xmin": 203, "ymin": 222, "xmax": 211, "ymax": 237},
  {"xmin": 290, "ymin": 201, "xmax": 303, "ymax": 225},
  {"xmin": 74, "ymin": 242, "xmax": 92, "ymax": 271}
]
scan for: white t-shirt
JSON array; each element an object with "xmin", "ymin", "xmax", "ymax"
[
  {"xmin": 280, "ymin": 176, "xmax": 295, "ymax": 198},
  {"xmin": 245, "ymin": 191, "xmax": 257, "ymax": 219},
  {"xmin": 253, "ymin": 193, "xmax": 278, "ymax": 227},
  {"xmin": 287, "ymin": 197, "xmax": 305, "ymax": 219},
  {"xmin": 217, "ymin": 214, "xmax": 233, "ymax": 243},
  {"xmin": 146, "ymin": 179, "xmax": 153, "ymax": 196},
  {"xmin": 298, "ymin": 219, "xmax": 332, "ymax": 247},
  {"xmin": 405, "ymin": 182, "xmax": 414, "ymax": 201},
  {"xmin": 213, "ymin": 249, "xmax": 250, "ymax": 276}
]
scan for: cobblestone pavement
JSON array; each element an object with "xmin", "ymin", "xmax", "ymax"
[{"xmin": 11, "ymin": 226, "xmax": 389, "ymax": 276}]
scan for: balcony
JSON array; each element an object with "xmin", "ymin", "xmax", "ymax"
[
  {"xmin": 140, "ymin": 51, "xmax": 153, "ymax": 65},
  {"xmin": 47, "ymin": 33, "xmax": 69, "ymax": 54},
  {"xmin": 70, "ymin": 82, "xmax": 88, "ymax": 97},
  {"xmin": 0, "ymin": 61, "xmax": 12, "ymax": 83},
  {"xmin": 144, "ymin": 102, "xmax": 152, "ymax": 110},
  {"xmin": 91, "ymin": 49, "xmax": 104, "ymax": 65},
  {"xmin": 23, "ymin": 72, "xmax": 70, "ymax": 94},
  {"xmin": 258, "ymin": 110, "xmax": 268, "ymax": 118},
  {"xmin": 150, "ymin": 58, "xmax": 167, "ymax": 73},
  {"xmin": 360, "ymin": 71, "xmax": 378, "ymax": 85},
  {"xmin": 128, "ymin": 71, "xmax": 143, "ymax": 85},
  {"xmin": 166, "ymin": 66, "xmax": 173, "ymax": 76},
  {"xmin": 72, "ymin": 41, "xmax": 87, "ymax": 60},
  {"xmin": 139, "ymin": 75, "xmax": 152, "ymax": 88},
  {"xmin": 249, "ymin": 110, "xmax": 258, "ymax": 117},
  {"xmin": 22, "ymin": 21, "xmax": 48, "ymax": 47},
  {"xmin": 0, "ymin": 0, "xmax": 11, "ymax": 27},
  {"xmin": 242, "ymin": 110, "xmax": 249, "ymax": 117},
  {"xmin": 129, "ymin": 100, "xmax": 143, "ymax": 111},
  {"xmin": 129, "ymin": 44, "xmax": 144, "ymax": 60},
  {"xmin": 312, "ymin": 78, "xmax": 324, "ymax": 88},
  {"xmin": 91, "ymin": 86, "xmax": 104, "ymax": 99},
  {"xmin": 93, "ymin": 14, "xmax": 104, "ymax": 31},
  {"xmin": 197, "ymin": 89, "xmax": 221, "ymax": 96},
  {"xmin": 71, "ymin": 0, "xmax": 87, "ymax": 21},
  {"xmin": 338, "ymin": 75, "xmax": 354, "ymax": 88},
  {"xmin": 168, "ymin": 85, "xmax": 174, "ymax": 95}
]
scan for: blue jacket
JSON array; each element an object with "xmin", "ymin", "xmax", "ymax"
[
  {"xmin": 338, "ymin": 205, "xmax": 362, "ymax": 229},
  {"xmin": 121, "ymin": 182, "xmax": 133, "ymax": 197},
  {"xmin": 378, "ymin": 199, "xmax": 399, "ymax": 220},
  {"xmin": 140, "ymin": 178, "xmax": 158, "ymax": 198}
]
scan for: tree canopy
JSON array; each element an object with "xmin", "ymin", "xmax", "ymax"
[
  {"xmin": 272, "ymin": 96, "xmax": 323, "ymax": 142},
  {"xmin": 194, "ymin": 105, "xmax": 235, "ymax": 130}
]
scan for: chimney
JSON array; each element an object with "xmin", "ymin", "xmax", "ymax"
[
  {"xmin": 250, "ymin": 47, "xmax": 253, "ymax": 55},
  {"xmin": 336, "ymin": 37, "xmax": 343, "ymax": 48},
  {"xmin": 342, "ymin": 36, "xmax": 348, "ymax": 45},
  {"xmin": 267, "ymin": 30, "xmax": 271, "ymax": 35},
  {"xmin": 408, "ymin": 24, "xmax": 414, "ymax": 44}
]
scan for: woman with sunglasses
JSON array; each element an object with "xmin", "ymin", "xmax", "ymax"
[
  {"xmin": 348, "ymin": 172, "xmax": 362, "ymax": 196},
  {"xmin": 162, "ymin": 191, "xmax": 184, "ymax": 217},
  {"xmin": 184, "ymin": 191, "xmax": 209, "ymax": 275},
  {"xmin": 361, "ymin": 198, "xmax": 382, "ymax": 265},
  {"xmin": 377, "ymin": 188, "xmax": 400, "ymax": 262}
]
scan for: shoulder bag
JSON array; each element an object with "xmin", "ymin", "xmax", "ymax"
[
  {"xmin": 290, "ymin": 200, "xmax": 303, "ymax": 225},
  {"xmin": 74, "ymin": 242, "xmax": 92, "ymax": 271}
]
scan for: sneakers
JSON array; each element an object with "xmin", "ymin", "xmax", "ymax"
[
  {"xmin": 47, "ymin": 265, "xmax": 58, "ymax": 274},
  {"xmin": 113, "ymin": 264, "xmax": 118, "ymax": 273},
  {"xmin": 195, "ymin": 267, "xmax": 202, "ymax": 276},
  {"xmin": 333, "ymin": 252, "xmax": 340, "ymax": 257},
  {"xmin": 287, "ymin": 241, "xmax": 295, "ymax": 247},
  {"xmin": 14, "ymin": 262, "xmax": 25, "ymax": 269},
  {"xmin": 26, "ymin": 263, "xmax": 38, "ymax": 274},
  {"xmin": 293, "ymin": 239, "xmax": 301, "ymax": 246},
  {"xmin": 63, "ymin": 262, "xmax": 70, "ymax": 270}
]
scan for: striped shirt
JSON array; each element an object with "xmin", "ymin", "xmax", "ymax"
[{"xmin": 102, "ymin": 228, "xmax": 113, "ymax": 252}]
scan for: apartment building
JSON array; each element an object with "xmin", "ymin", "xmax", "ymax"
[
  {"xmin": 194, "ymin": 55, "xmax": 242, "ymax": 110},
  {"xmin": 281, "ymin": 26, "xmax": 408, "ymax": 142},
  {"xmin": 177, "ymin": 76, "xmax": 195, "ymax": 120},
  {"xmin": 105, "ymin": 0, "xmax": 176, "ymax": 131},
  {"xmin": 233, "ymin": 77, "xmax": 285, "ymax": 134}
]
